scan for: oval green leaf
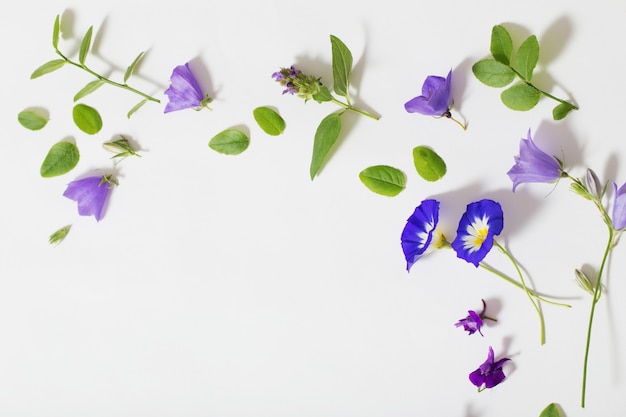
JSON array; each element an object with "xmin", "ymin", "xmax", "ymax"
[
  {"xmin": 208, "ymin": 129, "xmax": 249, "ymax": 155},
  {"xmin": 359, "ymin": 165, "xmax": 406, "ymax": 196},
  {"xmin": 553, "ymin": 102, "xmax": 576, "ymax": 120},
  {"xmin": 313, "ymin": 85, "xmax": 333, "ymax": 103},
  {"xmin": 40, "ymin": 141, "xmax": 80, "ymax": 178},
  {"xmin": 79, "ymin": 26, "xmax": 93, "ymax": 65},
  {"xmin": 310, "ymin": 112, "xmax": 342, "ymax": 179},
  {"xmin": 18, "ymin": 110, "xmax": 48, "ymax": 130},
  {"xmin": 501, "ymin": 83, "xmax": 541, "ymax": 111},
  {"xmin": 472, "ymin": 59, "xmax": 515, "ymax": 88},
  {"xmin": 538, "ymin": 403, "xmax": 562, "ymax": 417},
  {"xmin": 31, "ymin": 59, "xmax": 66, "ymax": 79},
  {"xmin": 72, "ymin": 103, "xmax": 102, "ymax": 134},
  {"xmin": 73, "ymin": 80, "xmax": 105, "ymax": 102},
  {"xmin": 490, "ymin": 25, "xmax": 513, "ymax": 65},
  {"xmin": 413, "ymin": 146, "xmax": 446, "ymax": 182},
  {"xmin": 514, "ymin": 35, "xmax": 539, "ymax": 81},
  {"xmin": 52, "ymin": 15, "xmax": 60, "ymax": 49},
  {"xmin": 330, "ymin": 35, "xmax": 352, "ymax": 98},
  {"xmin": 253, "ymin": 106, "xmax": 286, "ymax": 136}
]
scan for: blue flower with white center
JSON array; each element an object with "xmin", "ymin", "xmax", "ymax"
[
  {"xmin": 451, "ymin": 199, "xmax": 504, "ymax": 267},
  {"xmin": 401, "ymin": 199, "xmax": 445, "ymax": 271}
]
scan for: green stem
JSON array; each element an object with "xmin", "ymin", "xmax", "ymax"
[
  {"xmin": 581, "ymin": 226, "xmax": 614, "ymax": 408},
  {"xmin": 330, "ymin": 98, "xmax": 379, "ymax": 120},
  {"xmin": 441, "ymin": 110, "xmax": 467, "ymax": 130},
  {"xmin": 509, "ymin": 66, "xmax": 578, "ymax": 110}
]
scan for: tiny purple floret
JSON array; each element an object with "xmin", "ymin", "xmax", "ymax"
[
  {"xmin": 612, "ymin": 182, "xmax": 626, "ymax": 230},
  {"xmin": 455, "ymin": 310, "xmax": 484, "ymax": 336},
  {"xmin": 404, "ymin": 70, "xmax": 452, "ymax": 117},
  {"xmin": 63, "ymin": 175, "xmax": 114, "ymax": 222},
  {"xmin": 507, "ymin": 129, "xmax": 562, "ymax": 192},
  {"xmin": 164, "ymin": 63, "xmax": 205, "ymax": 113},
  {"xmin": 469, "ymin": 346, "xmax": 510, "ymax": 390}
]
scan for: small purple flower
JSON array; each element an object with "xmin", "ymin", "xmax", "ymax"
[
  {"xmin": 164, "ymin": 63, "xmax": 211, "ymax": 113},
  {"xmin": 404, "ymin": 70, "xmax": 452, "ymax": 117},
  {"xmin": 469, "ymin": 346, "xmax": 510, "ymax": 390},
  {"xmin": 63, "ymin": 175, "xmax": 116, "ymax": 221},
  {"xmin": 401, "ymin": 199, "xmax": 445, "ymax": 271},
  {"xmin": 612, "ymin": 181, "xmax": 626, "ymax": 230},
  {"xmin": 455, "ymin": 310, "xmax": 484, "ymax": 336},
  {"xmin": 507, "ymin": 129, "xmax": 562, "ymax": 192},
  {"xmin": 272, "ymin": 65, "xmax": 323, "ymax": 101},
  {"xmin": 451, "ymin": 199, "xmax": 504, "ymax": 267}
]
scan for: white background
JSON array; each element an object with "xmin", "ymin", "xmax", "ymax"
[{"xmin": 2, "ymin": 1, "xmax": 625, "ymax": 416}]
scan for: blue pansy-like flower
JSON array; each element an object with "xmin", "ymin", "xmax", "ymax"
[
  {"xmin": 507, "ymin": 129, "xmax": 562, "ymax": 192},
  {"xmin": 469, "ymin": 346, "xmax": 510, "ymax": 390},
  {"xmin": 612, "ymin": 181, "xmax": 626, "ymax": 230},
  {"xmin": 63, "ymin": 174, "xmax": 117, "ymax": 222},
  {"xmin": 401, "ymin": 199, "xmax": 445, "ymax": 271},
  {"xmin": 164, "ymin": 63, "xmax": 212, "ymax": 113},
  {"xmin": 451, "ymin": 199, "xmax": 504, "ymax": 267}
]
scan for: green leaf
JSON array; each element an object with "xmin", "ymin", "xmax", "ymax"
[
  {"xmin": 52, "ymin": 15, "xmax": 60, "ymax": 49},
  {"xmin": 30, "ymin": 59, "xmax": 66, "ymax": 79},
  {"xmin": 472, "ymin": 59, "xmax": 515, "ymax": 88},
  {"xmin": 49, "ymin": 225, "xmax": 71, "ymax": 245},
  {"xmin": 490, "ymin": 25, "xmax": 513, "ymax": 64},
  {"xmin": 514, "ymin": 35, "xmax": 539, "ymax": 81},
  {"xmin": 208, "ymin": 129, "xmax": 250, "ymax": 155},
  {"xmin": 72, "ymin": 103, "xmax": 103, "ymax": 134},
  {"xmin": 553, "ymin": 102, "xmax": 576, "ymax": 120},
  {"xmin": 310, "ymin": 112, "xmax": 342, "ymax": 179},
  {"xmin": 124, "ymin": 51, "xmax": 145, "ymax": 83},
  {"xmin": 413, "ymin": 146, "xmax": 446, "ymax": 182},
  {"xmin": 40, "ymin": 141, "xmax": 80, "ymax": 178},
  {"xmin": 78, "ymin": 26, "xmax": 93, "ymax": 65},
  {"xmin": 359, "ymin": 165, "xmax": 406, "ymax": 196},
  {"xmin": 253, "ymin": 107, "xmax": 286, "ymax": 136},
  {"xmin": 18, "ymin": 110, "xmax": 48, "ymax": 130},
  {"xmin": 501, "ymin": 83, "xmax": 541, "ymax": 111},
  {"xmin": 127, "ymin": 99, "xmax": 147, "ymax": 118},
  {"xmin": 538, "ymin": 403, "xmax": 562, "ymax": 417},
  {"xmin": 73, "ymin": 80, "xmax": 105, "ymax": 102},
  {"xmin": 330, "ymin": 35, "xmax": 352, "ymax": 98},
  {"xmin": 312, "ymin": 85, "xmax": 333, "ymax": 103}
]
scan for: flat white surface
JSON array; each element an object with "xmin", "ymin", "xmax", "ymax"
[{"xmin": 2, "ymin": 1, "xmax": 626, "ymax": 416}]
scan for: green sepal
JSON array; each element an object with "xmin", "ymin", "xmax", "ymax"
[
  {"xmin": 208, "ymin": 129, "xmax": 250, "ymax": 155},
  {"xmin": 52, "ymin": 15, "xmax": 60, "ymax": 50},
  {"xmin": 312, "ymin": 85, "xmax": 333, "ymax": 103},
  {"xmin": 74, "ymin": 80, "xmax": 105, "ymax": 102},
  {"xmin": 472, "ymin": 59, "xmax": 515, "ymax": 87},
  {"xmin": 78, "ymin": 26, "xmax": 93, "ymax": 65},
  {"xmin": 31, "ymin": 59, "xmax": 66, "ymax": 79},
  {"xmin": 538, "ymin": 403, "xmax": 563, "ymax": 417},
  {"xmin": 18, "ymin": 109, "xmax": 48, "ymax": 130},
  {"xmin": 500, "ymin": 83, "xmax": 541, "ymax": 111},
  {"xmin": 253, "ymin": 106, "xmax": 286, "ymax": 136},
  {"xmin": 310, "ymin": 112, "xmax": 342, "ymax": 179},
  {"xmin": 514, "ymin": 35, "xmax": 539, "ymax": 81},
  {"xmin": 49, "ymin": 225, "xmax": 71, "ymax": 245},
  {"xmin": 330, "ymin": 35, "xmax": 352, "ymax": 98},
  {"xmin": 72, "ymin": 103, "xmax": 103, "ymax": 134},
  {"xmin": 553, "ymin": 102, "xmax": 576, "ymax": 120},
  {"xmin": 490, "ymin": 25, "xmax": 513, "ymax": 65},
  {"xmin": 124, "ymin": 51, "xmax": 145, "ymax": 83},
  {"xmin": 127, "ymin": 100, "xmax": 147, "ymax": 118},
  {"xmin": 40, "ymin": 141, "xmax": 80, "ymax": 178},
  {"xmin": 413, "ymin": 146, "xmax": 446, "ymax": 182},
  {"xmin": 359, "ymin": 165, "xmax": 406, "ymax": 196}
]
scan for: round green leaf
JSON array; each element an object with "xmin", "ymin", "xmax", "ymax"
[
  {"xmin": 359, "ymin": 165, "xmax": 406, "ymax": 196},
  {"xmin": 18, "ymin": 110, "xmax": 48, "ymax": 130},
  {"xmin": 413, "ymin": 146, "xmax": 446, "ymax": 182},
  {"xmin": 553, "ymin": 102, "xmax": 576, "ymax": 120},
  {"xmin": 209, "ymin": 129, "xmax": 250, "ymax": 155},
  {"xmin": 40, "ymin": 141, "xmax": 80, "ymax": 178},
  {"xmin": 72, "ymin": 103, "xmax": 102, "ymax": 134},
  {"xmin": 253, "ymin": 107, "xmax": 285, "ymax": 136},
  {"xmin": 472, "ymin": 59, "xmax": 515, "ymax": 88},
  {"xmin": 500, "ymin": 83, "xmax": 541, "ymax": 111}
]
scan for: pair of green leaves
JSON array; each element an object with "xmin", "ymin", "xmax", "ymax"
[{"xmin": 472, "ymin": 24, "xmax": 577, "ymax": 120}]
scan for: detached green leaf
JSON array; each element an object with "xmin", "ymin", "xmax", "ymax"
[
  {"xmin": 31, "ymin": 59, "xmax": 66, "ymax": 79},
  {"xmin": 413, "ymin": 146, "xmax": 446, "ymax": 182},
  {"xmin": 49, "ymin": 225, "xmax": 71, "ymax": 245},
  {"xmin": 124, "ymin": 51, "xmax": 145, "ymax": 83},
  {"xmin": 359, "ymin": 165, "xmax": 406, "ymax": 196},
  {"xmin": 209, "ymin": 129, "xmax": 249, "ymax": 155},
  {"xmin": 553, "ymin": 102, "xmax": 576, "ymax": 120},
  {"xmin": 313, "ymin": 85, "xmax": 333, "ymax": 103},
  {"xmin": 72, "ymin": 103, "xmax": 102, "ymax": 134},
  {"xmin": 253, "ymin": 107, "xmax": 286, "ymax": 136},
  {"xmin": 40, "ymin": 141, "xmax": 80, "ymax": 178},
  {"xmin": 52, "ymin": 15, "xmax": 60, "ymax": 49},
  {"xmin": 310, "ymin": 112, "xmax": 342, "ymax": 179},
  {"xmin": 490, "ymin": 25, "xmax": 513, "ymax": 64},
  {"xmin": 330, "ymin": 35, "xmax": 352, "ymax": 98},
  {"xmin": 538, "ymin": 403, "xmax": 562, "ymax": 417},
  {"xmin": 78, "ymin": 26, "xmax": 93, "ymax": 65},
  {"xmin": 18, "ymin": 110, "xmax": 48, "ymax": 131},
  {"xmin": 127, "ymin": 99, "xmax": 147, "ymax": 118},
  {"xmin": 501, "ymin": 83, "xmax": 541, "ymax": 111},
  {"xmin": 73, "ymin": 80, "xmax": 105, "ymax": 102},
  {"xmin": 472, "ymin": 59, "xmax": 515, "ymax": 88},
  {"xmin": 514, "ymin": 35, "xmax": 539, "ymax": 81}
]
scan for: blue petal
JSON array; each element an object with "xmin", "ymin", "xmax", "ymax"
[
  {"xmin": 451, "ymin": 200, "xmax": 503, "ymax": 267},
  {"xmin": 401, "ymin": 199, "xmax": 440, "ymax": 271}
]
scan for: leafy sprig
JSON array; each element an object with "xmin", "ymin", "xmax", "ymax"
[{"xmin": 472, "ymin": 24, "xmax": 578, "ymax": 120}]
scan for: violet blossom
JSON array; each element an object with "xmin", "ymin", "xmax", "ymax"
[
  {"xmin": 469, "ymin": 346, "xmax": 510, "ymax": 390},
  {"xmin": 63, "ymin": 174, "xmax": 117, "ymax": 221},
  {"xmin": 404, "ymin": 70, "xmax": 465, "ymax": 129},
  {"xmin": 507, "ymin": 129, "xmax": 562, "ymax": 192},
  {"xmin": 272, "ymin": 65, "xmax": 323, "ymax": 101},
  {"xmin": 400, "ymin": 199, "xmax": 445, "ymax": 271},
  {"xmin": 164, "ymin": 63, "xmax": 212, "ymax": 113},
  {"xmin": 451, "ymin": 199, "xmax": 503, "ymax": 267},
  {"xmin": 455, "ymin": 299, "xmax": 496, "ymax": 336},
  {"xmin": 612, "ymin": 181, "xmax": 626, "ymax": 230}
]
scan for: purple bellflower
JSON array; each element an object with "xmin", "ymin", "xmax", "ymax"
[
  {"xmin": 404, "ymin": 70, "xmax": 465, "ymax": 129},
  {"xmin": 507, "ymin": 129, "xmax": 562, "ymax": 192},
  {"xmin": 451, "ymin": 199, "xmax": 504, "ymax": 267},
  {"xmin": 469, "ymin": 346, "xmax": 510, "ymax": 391},
  {"xmin": 164, "ymin": 63, "xmax": 212, "ymax": 113},
  {"xmin": 401, "ymin": 199, "xmax": 445, "ymax": 272},
  {"xmin": 612, "ymin": 181, "xmax": 626, "ymax": 230},
  {"xmin": 63, "ymin": 174, "xmax": 117, "ymax": 222}
]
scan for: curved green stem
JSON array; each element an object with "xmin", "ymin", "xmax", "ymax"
[
  {"xmin": 509, "ymin": 66, "xmax": 578, "ymax": 110},
  {"xmin": 330, "ymin": 98, "xmax": 379, "ymax": 120},
  {"xmin": 441, "ymin": 110, "xmax": 467, "ymax": 130}
]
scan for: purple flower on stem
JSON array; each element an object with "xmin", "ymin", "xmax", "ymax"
[
  {"xmin": 164, "ymin": 63, "xmax": 212, "ymax": 113},
  {"xmin": 469, "ymin": 346, "xmax": 510, "ymax": 391},
  {"xmin": 507, "ymin": 129, "xmax": 562, "ymax": 192},
  {"xmin": 612, "ymin": 181, "xmax": 626, "ymax": 230},
  {"xmin": 272, "ymin": 65, "xmax": 323, "ymax": 101},
  {"xmin": 455, "ymin": 299, "xmax": 496, "ymax": 336},
  {"xmin": 63, "ymin": 174, "xmax": 117, "ymax": 221},
  {"xmin": 401, "ymin": 199, "xmax": 445, "ymax": 271},
  {"xmin": 404, "ymin": 70, "xmax": 465, "ymax": 129},
  {"xmin": 451, "ymin": 199, "xmax": 504, "ymax": 267}
]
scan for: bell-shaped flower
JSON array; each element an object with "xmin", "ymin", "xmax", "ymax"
[
  {"xmin": 400, "ymin": 199, "xmax": 445, "ymax": 271},
  {"xmin": 164, "ymin": 63, "xmax": 212, "ymax": 113},
  {"xmin": 469, "ymin": 346, "xmax": 510, "ymax": 390},
  {"xmin": 451, "ymin": 199, "xmax": 504, "ymax": 267},
  {"xmin": 404, "ymin": 70, "xmax": 452, "ymax": 117},
  {"xmin": 507, "ymin": 129, "xmax": 562, "ymax": 192},
  {"xmin": 612, "ymin": 181, "xmax": 626, "ymax": 230},
  {"xmin": 63, "ymin": 174, "xmax": 117, "ymax": 221}
]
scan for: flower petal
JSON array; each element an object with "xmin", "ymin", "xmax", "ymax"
[
  {"xmin": 401, "ymin": 199, "xmax": 440, "ymax": 271},
  {"xmin": 507, "ymin": 129, "xmax": 561, "ymax": 191},
  {"xmin": 164, "ymin": 63, "xmax": 204, "ymax": 113},
  {"xmin": 63, "ymin": 176, "xmax": 112, "ymax": 221},
  {"xmin": 451, "ymin": 200, "xmax": 503, "ymax": 267},
  {"xmin": 612, "ymin": 182, "xmax": 626, "ymax": 230}
]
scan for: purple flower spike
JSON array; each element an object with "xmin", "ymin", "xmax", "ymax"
[
  {"xmin": 451, "ymin": 199, "xmax": 503, "ymax": 267},
  {"xmin": 63, "ymin": 175, "xmax": 116, "ymax": 222},
  {"xmin": 404, "ymin": 70, "xmax": 452, "ymax": 117},
  {"xmin": 507, "ymin": 129, "xmax": 562, "ymax": 192},
  {"xmin": 164, "ymin": 63, "xmax": 210, "ymax": 113},
  {"xmin": 612, "ymin": 182, "xmax": 626, "ymax": 230},
  {"xmin": 455, "ymin": 310, "xmax": 484, "ymax": 336},
  {"xmin": 469, "ymin": 346, "xmax": 510, "ymax": 390},
  {"xmin": 401, "ymin": 199, "xmax": 444, "ymax": 271}
]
